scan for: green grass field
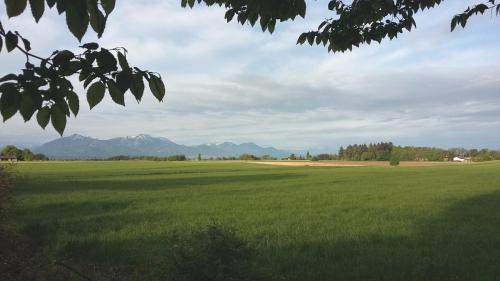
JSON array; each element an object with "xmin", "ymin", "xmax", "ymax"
[{"xmin": 8, "ymin": 161, "xmax": 500, "ymax": 280}]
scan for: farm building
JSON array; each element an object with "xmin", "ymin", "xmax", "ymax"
[
  {"xmin": 453, "ymin": 156, "xmax": 472, "ymax": 163},
  {"xmin": 0, "ymin": 155, "xmax": 17, "ymax": 161}
]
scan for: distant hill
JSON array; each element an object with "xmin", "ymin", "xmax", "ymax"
[{"xmin": 33, "ymin": 134, "xmax": 289, "ymax": 159}]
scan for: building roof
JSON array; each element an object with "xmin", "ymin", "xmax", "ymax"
[{"xmin": 0, "ymin": 155, "xmax": 16, "ymax": 159}]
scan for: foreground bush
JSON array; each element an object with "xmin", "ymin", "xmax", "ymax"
[{"xmin": 390, "ymin": 155, "xmax": 400, "ymax": 166}]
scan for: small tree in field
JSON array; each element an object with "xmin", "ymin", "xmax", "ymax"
[
  {"xmin": 390, "ymin": 154, "xmax": 400, "ymax": 166},
  {"xmin": 22, "ymin": 149, "xmax": 34, "ymax": 161}
]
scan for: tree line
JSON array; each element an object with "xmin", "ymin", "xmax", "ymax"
[
  {"xmin": 337, "ymin": 142, "xmax": 500, "ymax": 162},
  {"xmin": 339, "ymin": 142, "xmax": 394, "ymax": 161},
  {"xmin": 2, "ymin": 144, "xmax": 499, "ymax": 162}
]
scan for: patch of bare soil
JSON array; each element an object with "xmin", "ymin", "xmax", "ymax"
[{"xmin": 248, "ymin": 161, "xmax": 464, "ymax": 167}]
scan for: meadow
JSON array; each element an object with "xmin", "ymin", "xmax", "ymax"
[{"xmin": 6, "ymin": 160, "xmax": 500, "ymax": 280}]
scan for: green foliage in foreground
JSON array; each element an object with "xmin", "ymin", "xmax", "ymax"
[{"xmin": 9, "ymin": 161, "xmax": 500, "ymax": 281}]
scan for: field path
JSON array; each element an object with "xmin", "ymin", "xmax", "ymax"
[{"xmin": 248, "ymin": 161, "xmax": 466, "ymax": 167}]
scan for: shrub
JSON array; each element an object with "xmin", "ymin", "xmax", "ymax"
[
  {"xmin": 167, "ymin": 155, "xmax": 187, "ymax": 161},
  {"xmin": 315, "ymin": 153, "xmax": 337, "ymax": 160},
  {"xmin": 163, "ymin": 223, "xmax": 260, "ymax": 281},
  {"xmin": 390, "ymin": 155, "xmax": 400, "ymax": 166},
  {"xmin": 239, "ymin": 154, "xmax": 259, "ymax": 161},
  {"xmin": 33, "ymin": 153, "xmax": 49, "ymax": 161}
]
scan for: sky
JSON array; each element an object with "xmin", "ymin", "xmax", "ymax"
[{"xmin": 0, "ymin": 1, "xmax": 499, "ymax": 152}]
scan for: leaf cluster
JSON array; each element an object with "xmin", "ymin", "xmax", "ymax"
[
  {"xmin": 5, "ymin": 0, "xmax": 116, "ymax": 41},
  {"xmin": 1, "ymin": 0, "xmax": 166, "ymax": 135},
  {"xmin": 451, "ymin": 0, "xmax": 499, "ymax": 31},
  {"xmin": 297, "ymin": 0, "xmax": 443, "ymax": 52},
  {"xmin": 0, "ymin": 33, "xmax": 165, "ymax": 135},
  {"xmin": 188, "ymin": 0, "xmax": 497, "ymax": 52},
  {"xmin": 183, "ymin": 0, "xmax": 306, "ymax": 33}
]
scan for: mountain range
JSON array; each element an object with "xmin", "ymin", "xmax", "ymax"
[{"xmin": 33, "ymin": 134, "xmax": 290, "ymax": 159}]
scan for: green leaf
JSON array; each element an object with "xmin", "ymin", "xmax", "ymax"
[
  {"xmin": 87, "ymin": 81, "xmax": 105, "ymax": 109},
  {"xmin": 297, "ymin": 0, "xmax": 306, "ymax": 18},
  {"xmin": 0, "ymin": 103, "xmax": 18, "ymax": 121},
  {"xmin": 19, "ymin": 93, "xmax": 39, "ymax": 121},
  {"xmin": 83, "ymin": 74, "xmax": 97, "ymax": 88},
  {"xmin": 0, "ymin": 74, "xmax": 18, "ymax": 83},
  {"xmin": 50, "ymin": 106, "xmax": 67, "ymax": 135},
  {"xmin": 78, "ymin": 68, "xmax": 90, "ymax": 82},
  {"xmin": 5, "ymin": 0, "xmax": 28, "ymax": 17},
  {"xmin": 0, "ymin": 84, "xmax": 20, "ymax": 121},
  {"xmin": 36, "ymin": 106, "xmax": 50, "ymax": 129},
  {"xmin": 148, "ymin": 75, "xmax": 165, "ymax": 102},
  {"xmin": 80, "ymin": 42, "xmax": 99, "ymax": 50},
  {"xmin": 53, "ymin": 50, "xmax": 74, "ymax": 66},
  {"xmin": 116, "ymin": 71, "xmax": 131, "ymax": 93},
  {"xmin": 259, "ymin": 16, "xmax": 270, "ymax": 32},
  {"xmin": 117, "ymin": 52, "xmax": 130, "ymax": 71},
  {"xmin": 107, "ymin": 80, "xmax": 125, "ymax": 106},
  {"xmin": 56, "ymin": 0, "xmax": 67, "ymax": 14},
  {"xmin": 307, "ymin": 33, "xmax": 315, "ymax": 45},
  {"xmin": 46, "ymin": 0, "xmax": 56, "ymax": 8},
  {"xmin": 225, "ymin": 9, "xmax": 235, "ymax": 22},
  {"xmin": 451, "ymin": 17, "xmax": 458, "ymax": 31},
  {"xmin": 297, "ymin": 33, "xmax": 307, "ymax": 44},
  {"xmin": 84, "ymin": 51, "xmax": 97, "ymax": 64},
  {"xmin": 53, "ymin": 78, "xmax": 73, "ymax": 92},
  {"xmin": 55, "ymin": 99, "xmax": 70, "ymax": 117},
  {"xmin": 62, "ymin": 61, "xmax": 82, "ymax": 76},
  {"xmin": 267, "ymin": 20, "xmax": 275, "ymax": 34},
  {"xmin": 328, "ymin": 1, "xmax": 335, "ymax": 10},
  {"xmin": 66, "ymin": 90, "xmax": 79, "ymax": 116},
  {"xmin": 21, "ymin": 38, "xmax": 31, "ymax": 51},
  {"xmin": 130, "ymin": 73, "xmax": 145, "ymax": 102},
  {"xmin": 29, "ymin": 0, "xmax": 44, "ymax": 22},
  {"xmin": 97, "ymin": 48, "xmax": 118, "ymax": 72},
  {"xmin": 5, "ymin": 31, "xmax": 18, "ymax": 52},
  {"xmin": 88, "ymin": 2, "xmax": 106, "ymax": 37},
  {"xmin": 102, "ymin": 0, "xmax": 116, "ymax": 14},
  {"xmin": 65, "ymin": 0, "xmax": 89, "ymax": 42}
]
